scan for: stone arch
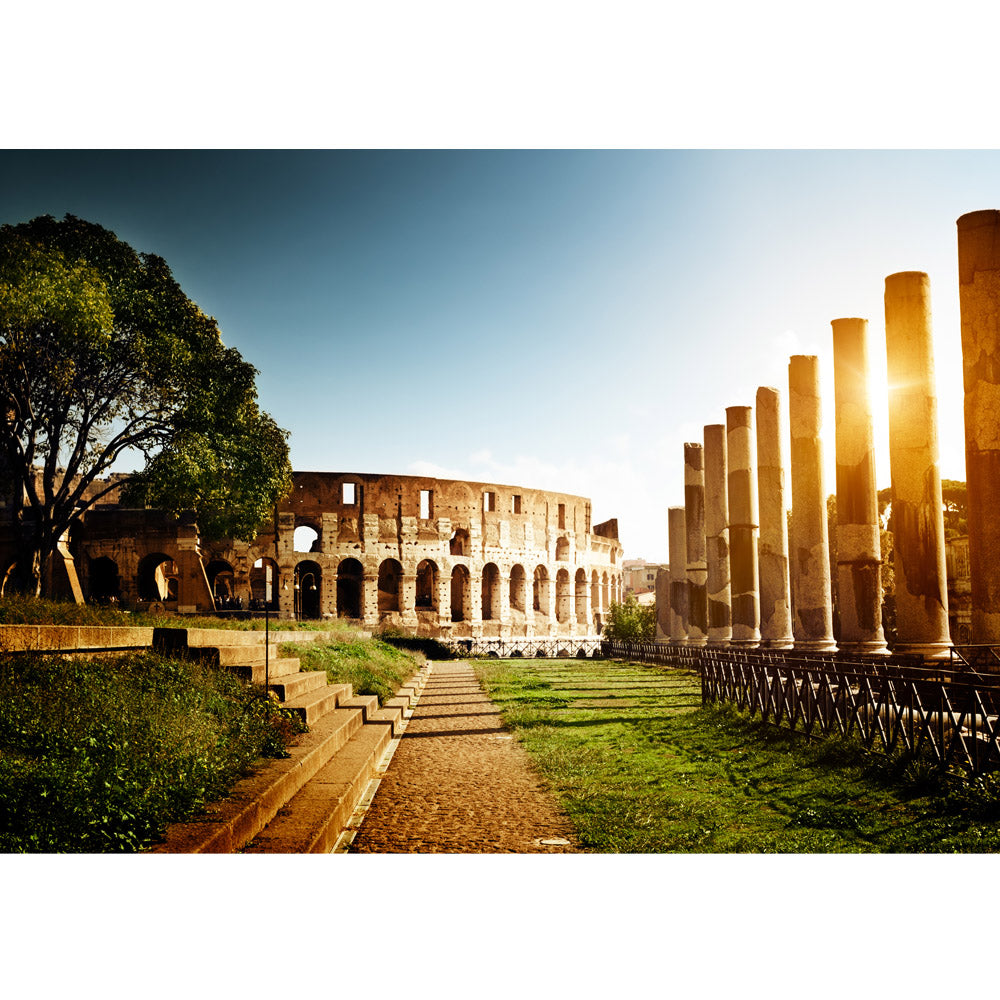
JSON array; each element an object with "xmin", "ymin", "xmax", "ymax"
[
  {"xmin": 533, "ymin": 565, "xmax": 550, "ymax": 616},
  {"xmin": 555, "ymin": 535, "xmax": 570, "ymax": 561},
  {"xmin": 295, "ymin": 560, "xmax": 322, "ymax": 619},
  {"xmin": 206, "ymin": 559, "xmax": 235, "ymax": 600},
  {"xmin": 250, "ymin": 557, "xmax": 280, "ymax": 611},
  {"xmin": 88, "ymin": 556, "xmax": 120, "ymax": 603},
  {"xmin": 574, "ymin": 568, "xmax": 587, "ymax": 623},
  {"xmin": 378, "ymin": 558, "xmax": 402, "ymax": 613},
  {"xmin": 556, "ymin": 568, "xmax": 571, "ymax": 623},
  {"xmin": 451, "ymin": 564, "xmax": 470, "ymax": 622},
  {"xmin": 337, "ymin": 557, "xmax": 363, "ymax": 618},
  {"xmin": 481, "ymin": 562, "xmax": 501, "ymax": 621},
  {"xmin": 450, "ymin": 528, "xmax": 470, "ymax": 556},
  {"xmin": 509, "ymin": 564, "xmax": 527, "ymax": 613},
  {"xmin": 137, "ymin": 552, "xmax": 178, "ymax": 602},
  {"xmin": 416, "ymin": 559, "xmax": 438, "ymax": 610},
  {"xmin": 294, "ymin": 523, "xmax": 321, "ymax": 554}
]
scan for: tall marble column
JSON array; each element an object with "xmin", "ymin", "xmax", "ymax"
[
  {"xmin": 668, "ymin": 506, "xmax": 689, "ymax": 642},
  {"xmin": 704, "ymin": 424, "xmax": 732, "ymax": 646},
  {"xmin": 755, "ymin": 386, "xmax": 794, "ymax": 648},
  {"xmin": 788, "ymin": 355, "xmax": 837, "ymax": 652},
  {"xmin": 831, "ymin": 318, "xmax": 888, "ymax": 654},
  {"xmin": 957, "ymin": 210, "xmax": 1000, "ymax": 645},
  {"xmin": 727, "ymin": 405, "xmax": 761, "ymax": 646},
  {"xmin": 684, "ymin": 443, "xmax": 708, "ymax": 646},
  {"xmin": 884, "ymin": 271, "xmax": 952, "ymax": 657}
]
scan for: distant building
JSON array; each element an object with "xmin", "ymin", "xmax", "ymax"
[
  {"xmin": 946, "ymin": 535, "xmax": 971, "ymax": 645},
  {"xmin": 623, "ymin": 558, "xmax": 666, "ymax": 596}
]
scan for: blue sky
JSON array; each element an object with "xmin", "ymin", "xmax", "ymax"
[{"xmin": 2, "ymin": 149, "xmax": 996, "ymax": 562}]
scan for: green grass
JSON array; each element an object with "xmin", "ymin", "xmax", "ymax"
[
  {"xmin": 474, "ymin": 657, "xmax": 1000, "ymax": 853},
  {"xmin": 0, "ymin": 650, "xmax": 305, "ymax": 852},
  {"xmin": 284, "ymin": 634, "xmax": 421, "ymax": 705}
]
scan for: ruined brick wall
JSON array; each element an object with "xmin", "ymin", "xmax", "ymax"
[{"xmin": 5, "ymin": 470, "xmax": 624, "ymax": 636}]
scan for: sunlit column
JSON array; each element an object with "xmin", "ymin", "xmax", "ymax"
[
  {"xmin": 684, "ymin": 442, "xmax": 708, "ymax": 646},
  {"xmin": 958, "ymin": 210, "xmax": 1000, "ymax": 646},
  {"xmin": 832, "ymin": 318, "xmax": 888, "ymax": 654},
  {"xmin": 884, "ymin": 271, "xmax": 952, "ymax": 657},
  {"xmin": 668, "ymin": 506, "xmax": 689, "ymax": 643},
  {"xmin": 726, "ymin": 405, "xmax": 760, "ymax": 646},
  {"xmin": 704, "ymin": 424, "xmax": 732, "ymax": 646},
  {"xmin": 788, "ymin": 355, "xmax": 837, "ymax": 651},
  {"xmin": 755, "ymin": 386, "xmax": 794, "ymax": 648}
]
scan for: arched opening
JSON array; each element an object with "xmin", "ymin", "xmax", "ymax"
[
  {"xmin": 556, "ymin": 568, "xmax": 571, "ymax": 623},
  {"xmin": 206, "ymin": 559, "xmax": 236, "ymax": 608},
  {"xmin": 450, "ymin": 528, "xmax": 470, "ymax": 556},
  {"xmin": 451, "ymin": 565, "xmax": 470, "ymax": 621},
  {"xmin": 88, "ymin": 556, "xmax": 120, "ymax": 604},
  {"xmin": 293, "ymin": 524, "xmax": 320, "ymax": 554},
  {"xmin": 533, "ymin": 565, "xmax": 550, "ymax": 616},
  {"xmin": 575, "ymin": 568, "xmax": 587, "ymax": 623},
  {"xmin": 481, "ymin": 563, "xmax": 500, "ymax": 620},
  {"xmin": 591, "ymin": 570, "xmax": 600, "ymax": 613},
  {"xmin": 416, "ymin": 559, "xmax": 438, "ymax": 610},
  {"xmin": 378, "ymin": 559, "xmax": 402, "ymax": 613},
  {"xmin": 295, "ymin": 560, "xmax": 322, "ymax": 619},
  {"xmin": 509, "ymin": 564, "xmax": 526, "ymax": 613},
  {"xmin": 336, "ymin": 558, "xmax": 363, "ymax": 618},
  {"xmin": 250, "ymin": 557, "xmax": 280, "ymax": 611},
  {"xmin": 555, "ymin": 535, "xmax": 570, "ymax": 561},
  {"xmin": 137, "ymin": 553, "xmax": 178, "ymax": 602}
]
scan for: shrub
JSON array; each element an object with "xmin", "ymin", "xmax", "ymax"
[{"xmin": 602, "ymin": 594, "xmax": 656, "ymax": 641}]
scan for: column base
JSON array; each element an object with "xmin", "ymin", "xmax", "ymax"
[
  {"xmin": 792, "ymin": 639, "xmax": 838, "ymax": 653},
  {"xmin": 892, "ymin": 641, "xmax": 954, "ymax": 660},
  {"xmin": 837, "ymin": 640, "xmax": 890, "ymax": 656}
]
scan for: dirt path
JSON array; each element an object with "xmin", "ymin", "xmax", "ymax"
[{"xmin": 349, "ymin": 660, "xmax": 580, "ymax": 853}]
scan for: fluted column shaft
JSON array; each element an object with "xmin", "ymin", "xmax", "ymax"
[
  {"xmin": 832, "ymin": 318, "xmax": 888, "ymax": 654},
  {"xmin": 668, "ymin": 506, "xmax": 689, "ymax": 642},
  {"xmin": 684, "ymin": 443, "xmax": 708, "ymax": 646},
  {"xmin": 755, "ymin": 386, "xmax": 794, "ymax": 648},
  {"xmin": 957, "ymin": 210, "xmax": 1000, "ymax": 646},
  {"xmin": 704, "ymin": 424, "xmax": 732, "ymax": 646},
  {"xmin": 788, "ymin": 355, "xmax": 836, "ymax": 651},
  {"xmin": 884, "ymin": 271, "xmax": 952, "ymax": 657},
  {"xmin": 727, "ymin": 405, "xmax": 760, "ymax": 646}
]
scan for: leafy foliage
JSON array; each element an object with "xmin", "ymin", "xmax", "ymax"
[
  {"xmin": 0, "ymin": 651, "xmax": 304, "ymax": 852},
  {"xmin": 0, "ymin": 214, "xmax": 292, "ymax": 593},
  {"xmin": 602, "ymin": 593, "xmax": 656, "ymax": 641}
]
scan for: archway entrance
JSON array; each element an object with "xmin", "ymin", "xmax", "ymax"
[
  {"xmin": 337, "ymin": 558, "xmax": 363, "ymax": 618},
  {"xmin": 295, "ymin": 560, "xmax": 322, "ymax": 619}
]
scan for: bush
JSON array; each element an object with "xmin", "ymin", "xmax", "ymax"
[{"xmin": 602, "ymin": 594, "xmax": 656, "ymax": 641}]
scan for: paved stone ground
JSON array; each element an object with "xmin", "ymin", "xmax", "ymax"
[{"xmin": 349, "ymin": 660, "xmax": 580, "ymax": 853}]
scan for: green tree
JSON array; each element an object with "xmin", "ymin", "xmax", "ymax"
[
  {"xmin": 602, "ymin": 593, "xmax": 656, "ymax": 641},
  {"xmin": 1, "ymin": 214, "xmax": 292, "ymax": 596}
]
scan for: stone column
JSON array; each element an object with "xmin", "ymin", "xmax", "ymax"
[
  {"xmin": 704, "ymin": 424, "xmax": 732, "ymax": 645},
  {"xmin": 684, "ymin": 444, "xmax": 708, "ymax": 645},
  {"xmin": 884, "ymin": 271, "xmax": 952, "ymax": 657},
  {"xmin": 726, "ymin": 405, "xmax": 761, "ymax": 646},
  {"xmin": 831, "ymin": 318, "xmax": 888, "ymax": 654},
  {"xmin": 755, "ymin": 387, "xmax": 794, "ymax": 648},
  {"xmin": 668, "ymin": 506, "xmax": 689, "ymax": 642},
  {"xmin": 958, "ymin": 210, "xmax": 1000, "ymax": 645},
  {"xmin": 788, "ymin": 355, "xmax": 837, "ymax": 651}
]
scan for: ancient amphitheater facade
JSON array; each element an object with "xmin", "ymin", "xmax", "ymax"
[{"xmin": 10, "ymin": 471, "xmax": 624, "ymax": 640}]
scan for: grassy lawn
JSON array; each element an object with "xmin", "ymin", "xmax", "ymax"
[{"xmin": 474, "ymin": 657, "xmax": 1000, "ymax": 853}]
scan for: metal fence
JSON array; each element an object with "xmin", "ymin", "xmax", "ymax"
[
  {"xmin": 441, "ymin": 636, "xmax": 603, "ymax": 659},
  {"xmin": 603, "ymin": 640, "xmax": 1000, "ymax": 774}
]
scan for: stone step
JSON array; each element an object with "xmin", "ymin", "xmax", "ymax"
[
  {"xmin": 229, "ymin": 656, "xmax": 303, "ymax": 684},
  {"xmin": 241, "ymin": 722, "xmax": 394, "ymax": 854},
  {"xmin": 282, "ymin": 683, "xmax": 354, "ymax": 726},
  {"xmin": 149, "ymin": 706, "xmax": 366, "ymax": 854},
  {"xmin": 339, "ymin": 693, "xmax": 380, "ymax": 722},
  {"xmin": 211, "ymin": 643, "xmax": 286, "ymax": 667},
  {"xmin": 266, "ymin": 669, "xmax": 330, "ymax": 701}
]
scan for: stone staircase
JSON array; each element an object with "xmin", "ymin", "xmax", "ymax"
[{"xmin": 148, "ymin": 627, "xmax": 427, "ymax": 853}]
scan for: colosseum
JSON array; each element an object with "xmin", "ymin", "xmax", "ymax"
[{"xmin": 3, "ymin": 471, "xmax": 624, "ymax": 646}]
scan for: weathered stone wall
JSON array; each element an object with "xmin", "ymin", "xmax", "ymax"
[{"xmin": 5, "ymin": 471, "xmax": 622, "ymax": 638}]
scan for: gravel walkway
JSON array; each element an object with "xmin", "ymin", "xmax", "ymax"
[{"xmin": 349, "ymin": 660, "xmax": 580, "ymax": 853}]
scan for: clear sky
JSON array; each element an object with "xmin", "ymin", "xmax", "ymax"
[{"xmin": 1, "ymin": 149, "xmax": 996, "ymax": 562}]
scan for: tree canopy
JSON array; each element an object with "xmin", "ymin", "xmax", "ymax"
[
  {"xmin": 602, "ymin": 593, "xmax": 656, "ymax": 641},
  {"xmin": 1, "ymin": 214, "xmax": 292, "ymax": 594}
]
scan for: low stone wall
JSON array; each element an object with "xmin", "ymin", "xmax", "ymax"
[{"xmin": 0, "ymin": 625, "xmax": 155, "ymax": 653}]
